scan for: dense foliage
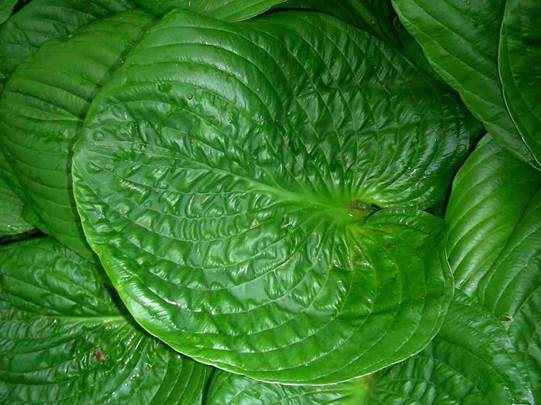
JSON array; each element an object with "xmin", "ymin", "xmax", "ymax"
[{"xmin": 0, "ymin": 0, "xmax": 539, "ymax": 403}]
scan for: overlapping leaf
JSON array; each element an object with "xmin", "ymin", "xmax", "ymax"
[
  {"xmin": 0, "ymin": 0, "xmax": 17, "ymax": 26},
  {"xmin": 206, "ymin": 371, "xmax": 368, "ymax": 404},
  {"xmin": 0, "ymin": 0, "xmax": 138, "ymax": 81},
  {"xmin": 0, "ymin": 237, "xmax": 211, "ymax": 404},
  {"xmin": 0, "ymin": 10, "xmax": 155, "ymax": 258},
  {"xmin": 446, "ymin": 134, "xmax": 541, "ymax": 398},
  {"xmin": 392, "ymin": 0, "xmax": 539, "ymax": 168},
  {"xmin": 499, "ymin": 0, "xmax": 541, "ymax": 167},
  {"xmin": 202, "ymin": 292, "xmax": 535, "ymax": 404},
  {"xmin": 72, "ymin": 9, "xmax": 474, "ymax": 383}
]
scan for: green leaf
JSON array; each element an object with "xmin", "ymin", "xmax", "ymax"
[
  {"xmin": 499, "ymin": 0, "xmax": 541, "ymax": 167},
  {"xmin": 0, "ymin": 149, "xmax": 33, "ymax": 237},
  {"xmin": 446, "ymin": 135, "xmax": 541, "ymax": 294},
  {"xmin": 0, "ymin": 0, "xmax": 138, "ymax": 80},
  {"xmin": 0, "ymin": 0, "xmax": 17, "ymax": 26},
  {"xmin": 72, "ymin": 10, "xmax": 472, "ymax": 383},
  {"xmin": 0, "ymin": 10, "xmax": 155, "ymax": 258},
  {"xmin": 365, "ymin": 292, "xmax": 535, "ymax": 404},
  {"xmin": 391, "ymin": 0, "xmax": 539, "ymax": 168},
  {"xmin": 134, "ymin": 0, "xmax": 287, "ymax": 20},
  {"xmin": 206, "ymin": 371, "xmax": 369, "ymax": 404},
  {"xmin": 0, "ymin": 237, "xmax": 212, "ymax": 404},
  {"xmin": 274, "ymin": 0, "xmax": 401, "ymax": 47},
  {"xmin": 206, "ymin": 292, "xmax": 535, "ymax": 404},
  {"xmin": 445, "ymin": 134, "xmax": 541, "ymax": 399}
]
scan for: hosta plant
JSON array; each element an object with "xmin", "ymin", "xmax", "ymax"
[{"xmin": 0, "ymin": 0, "xmax": 540, "ymax": 403}]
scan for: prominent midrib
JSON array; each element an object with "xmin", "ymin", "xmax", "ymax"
[{"xmin": 84, "ymin": 141, "xmax": 378, "ymax": 223}]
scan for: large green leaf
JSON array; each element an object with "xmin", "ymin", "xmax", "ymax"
[
  {"xmin": 445, "ymin": 134, "xmax": 541, "ymax": 398},
  {"xmin": 391, "ymin": 0, "xmax": 539, "ymax": 168},
  {"xmin": 499, "ymin": 0, "xmax": 541, "ymax": 167},
  {"xmin": 72, "ymin": 10, "xmax": 473, "ymax": 383},
  {"xmin": 204, "ymin": 292, "xmax": 535, "ymax": 404},
  {"xmin": 206, "ymin": 371, "xmax": 369, "ymax": 404},
  {"xmin": 0, "ymin": 148, "xmax": 32, "ymax": 237},
  {"xmin": 0, "ymin": 0, "xmax": 137, "ymax": 81},
  {"xmin": 0, "ymin": 237, "xmax": 211, "ymax": 403},
  {"xmin": 0, "ymin": 0, "xmax": 17, "ymax": 26},
  {"xmin": 0, "ymin": 10, "xmax": 155, "ymax": 258},
  {"xmin": 134, "ymin": 0, "xmax": 286, "ymax": 20}
]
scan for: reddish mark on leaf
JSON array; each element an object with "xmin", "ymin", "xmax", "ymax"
[{"xmin": 95, "ymin": 347, "xmax": 107, "ymax": 362}]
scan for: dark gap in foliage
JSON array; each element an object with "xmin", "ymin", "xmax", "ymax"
[{"xmin": 0, "ymin": 228, "xmax": 44, "ymax": 245}]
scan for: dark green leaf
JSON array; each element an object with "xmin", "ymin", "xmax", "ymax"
[
  {"xmin": 134, "ymin": 0, "xmax": 287, "ymax": 20},
  {"xmin": 0, "ymin": 149, "xmax": 32, "ymax": 237},
  {"xmin": 0, "ymin": 10, "xmax": 155, "ymax": 258},
  {"xmin": 0, "ymin": 237, "xmax": 212, "ymax": 404},
  {"xmin": 0, "ymin": 0, "xmax": 17, "ymax": 26},
  {"xmin": 392, "ymin": 0, "xmax": 539, "ymax": 168},
  {"xmin": 0, "ymin": 0, "xmax": 138, "ymax": 80},
  {"xmin": 72, "ymin": 9, "xmax": 472, "ymax": 383},
  {"xmin": 445, "ymin": 134, "xmax": 541, "ymax": 399},
  {"xmin": 499, "ymin": 0, "xmax": 541, "ymax": 167}
]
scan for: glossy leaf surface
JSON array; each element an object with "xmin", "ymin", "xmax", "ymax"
[
  {"xmin": 204, "ymin": 293, "xmax": 535, "ymax": 404},
  {"xmin": 499, "ymin": 0, "xmax": 541, "ymax": 166},
  {"xmin": 72, "ymin": 10, "xmax": 473, "ymax": 383},
  {"xmin": 365, "ymin": 292, "xmax": 535, "ymax": 404},
  {"xmin": 445, "ymin": 135, "xmax": 541, "ymax": 399},
  {"xmin": 0, "ymin": 10, "xmax": 154, "ymax": 257},
  {"xmin": 0, "ymin": 0, "xmax": 137, "ymax": 80},
  {"xmin": 0, "ymin": 237, "xmax": 211, "ymax": 404},
  {"xmin": 392, "ymin": 0, "xmax": 538, "ymax": 168},
  {"xmin": 206, "ymin": 371, "xmax": 368, "ymax": 404}
]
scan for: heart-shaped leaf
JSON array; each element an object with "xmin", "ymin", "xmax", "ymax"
[{"xmin": 72, "ymin": 10, "xmax": 473, "ymax": 383}]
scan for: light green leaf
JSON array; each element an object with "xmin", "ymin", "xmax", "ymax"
[
  {"xmin": 445, "ymin": 134, "xmax": 541, "ymax": 399},
  {"xmin": 0, "ymin": 148, "xmax": 33, "ymax": 237},
  {"xmin": 499, "ymin": 0, "xmax": 541, "ymax": 167},
  {"xmin": 0, "ymin": 10, "xmax": 155, "ymax": 258},
  {"xmin": 206, "ymin": 371, "xmax": 369, "ymax": 404},
  {"xmin": 0, "ymin": 237, "xmax": 212, "ymax": 404},
  {"xmin": 0, "ymin": 0, "xmax": 17, "ymax": 26},
  {"xmin": 365, "ymin": 292, "xmax": 535, "ymax": 404},
  {"xmin": 134, "ymin": 0, "xmax": 287, "ymax": 20},
  {"xmin": 0, "ymin": 0, "xmax": 138, "ymax": 80},
  {"xmin": 392, "ymin": 0, "xmax": 539, "ymax": 168},
  {"xmin": 72, "ymin": 10, "xmax": 472, "ymax": 383}
]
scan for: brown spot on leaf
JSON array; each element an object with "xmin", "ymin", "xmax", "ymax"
[{"xmin": 95, "ymin": 347, "xmax": 107, "ymax": 362}]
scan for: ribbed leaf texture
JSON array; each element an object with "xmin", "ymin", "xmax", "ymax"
[
  {"xmin": 72, "ymin": 9, "xmax": 475, "ymax": 384},
  {"xmin": 0, "ymin": 237, "xmax": 212, "ymax": 404}
]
